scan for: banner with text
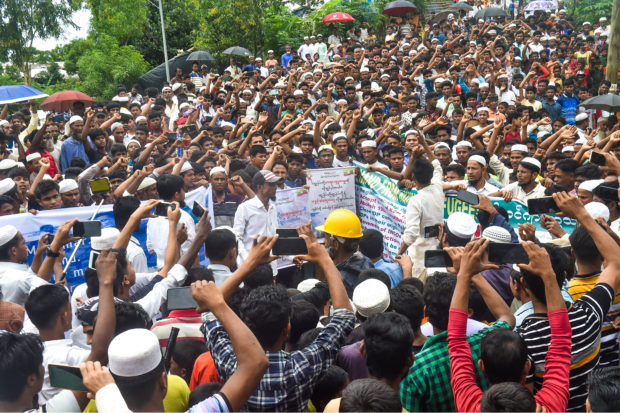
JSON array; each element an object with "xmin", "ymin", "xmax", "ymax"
[
  {"xmin": 306, "ymin": 167, "xmax": 356, "ymax": 229},
  {"xmin": 355, "ymin": 166, "xmax": 577, "ymax": 258}
]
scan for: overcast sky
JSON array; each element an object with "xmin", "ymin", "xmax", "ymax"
[{"xmin": 32, "ymin": 8, "xmax": 91, "ymax": 51}]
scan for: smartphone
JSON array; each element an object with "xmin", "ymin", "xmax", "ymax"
[
  {"xmin": 456, "ymin": 189, "xmax": 479, "ymax": 206},
  {"xmin": 48, "ymin": 364, "xmax": 88, "ymax": 392},
  {"xmin": 167, "ymin": 287, "xmax": 197, "ymax": 311},
  {"xmin": 594, "ymin": 185, "xmax": 618, "ymax": 202},
  {"xmin": 527, "ymin": 197, "xmax": 560, "ymax": 215},
  {"xmin": 589, "ymin": 151, "xmax": 606, "ymax": 166},
  {"xmin": 88, "ymin": 178, "xmax": 110, "ymax": 194},
  {"xmin": 166, "ymin": 132, "xmax": 177, "ymax": 142},
  {"xmin": 154, "ymin": 202, "xmax": 176, "ymax": 217},
  {"xmin": 424, "ymin": 250, "xmax": 453, "ymax": 267},
  {"xmin": 424, "ymin": 225, "xmax": 440, "ymax": 238},
  {"xmin": 272, "ymin": 237, "xmax": 308, "ymax": 255},
  {"xmin": 276, "ymin": 228, "xmax": 299, "ymax": 238},
  {"xmin": 72, "ymin": 221, "xmax": 102, "ymax": 238},
  {"xmin": 488, "ymin": 242, "xmax": 529, "ymax": 264},
  {"xmin": 181, "ymin": 124, "xmax": 197, "ymax": 135},
  {"xmin": 192, "ymin": 202, "xmax": 205, "ymax": 218}
]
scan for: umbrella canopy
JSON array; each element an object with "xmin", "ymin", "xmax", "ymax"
[
  {"xmin": 221, "ymin": 46, "xmax": 252, "ymax": 57},
  {"xmin": 41, "ymin": 91, "xmax": 94, "ymax": 113},
  {"xmin": 524, "ymin": 0, "xmax": 555, "ymax": 10},
  {"xmin": 580, "ymin": 94, "xmax": 620, "ymax": 112},
  {"xmin": 430, "ymin": 11, "xmax": 453, "ymax": 25},
  {"xmin": 382, "ymin": 0, "xmax": 417, "ymax": 16},
  {"xmin": 474, "ymin": 7, "xmax": 508, "ymax": 19},
  {"xmin": 450, "ymin": 2, "xmax": 475, "ymax": 11},
  {"xmin": 0, "ymin": 85, "xmax": 48, "ymax": 105},
  {"xmin": 321, "ymin": 12, "xmax": 355, "ymax": 23},
  {"xmin": 186, "ymin": 50, "xmax": 215, "ymax": 62}
]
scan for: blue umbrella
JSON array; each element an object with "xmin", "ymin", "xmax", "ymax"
[
  {"xmin": 0, "ymin": 85, "xmax": 48, "ymax": 105},
  {"xmin": 524, "ymin": 1, "xmax": 556, "ymax": 11}
]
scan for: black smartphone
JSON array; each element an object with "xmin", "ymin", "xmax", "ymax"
[
  {"xmin": 224, "ymin": 84, "xmax": 234, "ymax": 92},
  {"xmin": 424, "ymin": 225, "xmax": 440, "ymax": 238},
  {"xmin": 272, "ymin": 237, "xmax": 308, "ymax": 255},
  {"xmin": 488, "ymin": 242, "xmax": 529, "ymax": 264},
  {"xmin": 166, "ymin": 132, "xmax": 177, "ymax": 142},
  {"xmin": 594, "ymin": 185, "xmax": 618, "ymax": 202},
  {"xmin": 276, "ymin": 228, "xmax": 299, "ymax": 238},
  {"xmin": 527, "ymin": 197, "xmax": 560, "ymax": 215},
  {"xmin": 424, "ymin": 250, "xmax": 453, "ymax": 267},
  {"xmin": 589, "ymin": 151, "xmax": 606, "ymax": 166},
  {"xmin": 48, "ymin": 364, "xmax": 88, "ymax": 392},
  {"xmin": 192, "ymin": 202, "xmax": 205, "ymax": 218},
  {"xmin": 154, "ymin": 202, "xmax": 176, "ymax": 217},
  {"xmin": 72, "ymin": 221, "xmax": 102, "ymax": 238},
  {"xmin": 167, "ymin": 287, "xmax": 197, "ymax": 311},
  {"xmin": 456, "ymin": 189, "xmax": 479, "ymax": 205},
  {"xmin": 181, "ymin": 124, "xmax": 197, "ymax": 135},
  {"xmin": 88, "ymin": 178, "xmax": 110, "ymax": 194}
]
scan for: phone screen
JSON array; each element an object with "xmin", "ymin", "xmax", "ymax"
[
  {"xmin": 276, "ymin": 228, "xmax": 299, "ymax": 238},
  {"xmin": 595, "ymin": 185, "xmax": 618, "ymax": 202},
  {"xmin": 89, "ymin": 178, "xmax": 110, "ymax": 194},
  {"xmin": 456, "ymin": 189, "xmax": 479, "ymax": 206},
  {"xmin": 167, "ymin": 287, "xmax": 198, "ymax": 311},
  {"xmin": 527, "ymin": 197, "xmax": 560, "ymax": 215},
  {"xmin": 424, "ymin": 225, "xmax": 440, "ymax": 238},
  {"xmin": 424, "ymin": 250, "xmax": 453, "ymax": 267},
  {"xmin": 73, "ymin": 221, "xmax": 102, "ymax": 238},
  {"xmin": 488, "ymin": 243, "xmax": 529, "ymax": 264},
  {"xmin": 589, "ymin": 151, "xmax": 606, "ymax": 166},
  {"xmin": 192, "ymin": 202, "xmax": 205, "ymax": 218},
  {"xmin": 154, "ymin": 202, "xmax": 175, "ymax": 217},
  {"xmin": 48, "ymin": 364, "xmax": 88, "ymax": 392},
  {"xmin": 166, "ymin": 132, "xmax": 177, "ymax": 142},
  {"xmin": 272, "ymin": 237, "xmax": 308, "ymax": 255}
]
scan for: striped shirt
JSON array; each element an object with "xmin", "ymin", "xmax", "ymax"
[
  {"xmin": 517, "ymin": 283, "xmax": 614, "ymax": 411},
  {"xmin": 568, "ymin": 272, "xmax": 620, "ymax": 366}
]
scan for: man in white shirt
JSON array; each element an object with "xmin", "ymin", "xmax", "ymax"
[
  {"xmin": 298, "ymin": 37, "xmax": 313, "ymax": 62},
  {"xmin": 455, "ymin": 154, "xmax": 497, "ymax": 196},
  {"xmin": 493, "ymin": 157, "xmax": 546, "ymax": 202},
  {"xmin": 233, "ymin": 170, "xmax": 280, "ymax": 274},
  {"xmin": 360, "ymin": 140, "xmax": 388, "ymax": 170},
  {"xmin": 0, "ymin": 225, "xmax": 51, "ymax": 306},
  {"xmin": 204, "ymin": 227, "xmax": 237, "ymax": 285},
  {"xmin": 147, "ymin": 174, "xmax": 196, "ymax": 269},
  {"xmin": 398, "ymin": 154, "xmax": 445, "ymax": 278}
]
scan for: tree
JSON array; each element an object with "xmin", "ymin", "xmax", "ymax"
[
  {"xmin": 87, "ymin": 0, "xmax": 148, "ymax": 46},
  {"xmin": 76, "ymin": 34, "xmax": 150, "ymax": 99},
  {"xmin": 33, "ymin": 62, "xmax": 65, "ymax": 86},
  {"xmin": 0, "ymin": 0, "xmax": 80, "ymax": 85}
]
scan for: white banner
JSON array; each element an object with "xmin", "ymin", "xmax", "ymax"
[
  {"xmin": 306, "ymin": 167, "xmax": 356, "ymax": 229},
  {"xmin": 275, "ymin": 187, "xmax": 310, "ymax": 227}
]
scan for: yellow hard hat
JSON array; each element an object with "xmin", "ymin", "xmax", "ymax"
[{"xmin": 315, "ymin": 208, "xmax": 363, "ymax": 239}]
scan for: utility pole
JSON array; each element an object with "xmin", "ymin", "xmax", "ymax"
[
  {"xmin": 158, "ymin": 0, "xmax": 170, "ymax": 82},
  {"xmin": 607, "ymin": 0, "xmax": 620, "ymax": 84}
]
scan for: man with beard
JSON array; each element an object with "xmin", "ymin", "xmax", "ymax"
[
  {"xmin": 456, "ymin": 153, "xmax": 497, "ymax": 196},
  {"xmin": 60, "ymin": 115, "xmax": 89, "ymax": 172},
  {"xmin": 233, "ymin": 170, "xmax": 281, "ymax": 274},
  {"xmin": 210, "ymin": 166, "xmax": 244, "ymax": 228},
  {"xmin": 489, "ymin": 143, "xmax": 529, "ymax": 185},
  {"xmin": 58, "ymin": 179, "xmax": 81, "ymax": 208},
  {"xmin": 492, "ymin": 157, "xmax": 546, "ymax": 202}
]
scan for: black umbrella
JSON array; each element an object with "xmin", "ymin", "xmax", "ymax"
[
  {"xmin": 580, "ymin": 94, "xmax": 620, "ymax": 112},
  {"xmin": 450, "ymin": 2, "xmax": 474, "ymax": 11},
  {"xmin": 474, "ymin": 7, "xmax": 507, "ymax": 19},
  {"xmin": 222, "ymin": 46, "xmax": 252, "ymax": 57},
  {"xmin": 186, "ymin": 50, "xmax": 215, "ymax": 62},
  {"xmin": 382, "ymin": 0, "xmax": 417, "ymax": 16}
]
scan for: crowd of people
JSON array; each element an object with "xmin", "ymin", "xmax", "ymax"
[{"xmin": 1, "ymin": 0, "xmax": 620, "ymax": 411}]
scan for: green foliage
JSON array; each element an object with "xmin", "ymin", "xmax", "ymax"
[
  {"xmin": 565, "ymin": 0, "xmax": 613, "ymax": 24},
  {"xmin": 87, "ymin": 0, "xmax": 148, "ymax": 46},
  {"xmin": 0, "ymin": 0, "xmax": 79, "ymax": 84},
  {"xmin": 75, "ymin": 34, "xmax": 150, "ymax": 99},
  {"xmin": 4, "ymin": 65, "xmax": 23, "ymax": 82},
  {"xmin": 60, "ymin": 39, "xmax": 91, "ymax": 75},
  {"xmin": 32, "ymin": 62, "xmax": 65, "ymax": 86}
]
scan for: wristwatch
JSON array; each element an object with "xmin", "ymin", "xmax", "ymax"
[{"xmin": 45, "ymin": 247, "xmax": 60, "ymax": 258}]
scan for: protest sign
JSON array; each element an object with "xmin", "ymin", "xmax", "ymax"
[
  {"xmin": 275, "ymin": 187, "xmax": 310, "ymax": 227},
  {"xmin": 306, "ymin": 167, "xmax": 356, "ymax": 228}
]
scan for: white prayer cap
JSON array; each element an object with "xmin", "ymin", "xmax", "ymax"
[
  {"xmin": 477, "ymin": 106, "xmax": 490, "ymax": 113},
  {"xmin": 508, "ymin": 23, "xmax": 516, "ymax": 28},
  {"xmin": 561, "ymin": 146, "xmax": 575, "ymax": 153},
  {"xmin": 446, "ymin": 212, "xmax": 477, "ymax": 239},
  {"xmin": 59, "ymin": 179, "xmax": 78, "ymax": 194},
  {"xmin": 479, "ymin": 83, "xmax": 490, "ymax": 89},
  {"xmin": 360, "ymin": 67, "xmax": 369, "ymax": 73},
  {"xmin": 511, "ymin": 144, "xmax": 529, "ymax": 153},
  {"xmin": 293, "ymin": 90, "xmax": 305, "ymax": 96},
  {"xmin": 220, "ymin": 121, "xmax": 234, "ymax": 129},
  {"xmin": 0, "ymin": 225, "xmax": 18, "ymax": 247},
  {"xmin": 0, "ymin": 178, "xmax": 16, "ymax": 195},
  {"xmin": 579, "ymin": 179, "xmax": 604, "ymax": 193},
  {"xmin": 482, "ymin": 226, "xmax": 511, "ymax": 244},
  {"xmin": 68, "ymin": 115, "xmax": 83, "ymax": 126},
  {"xmin": 0, "ymin": 120, "xmax": 8, "ymax": 127},
  {"xmin": 404, "ymin": 129, "xmax": 419, "ymax": 137},
  {"xmin": 267, "ymin": 49, "xmax": 274, "ymax": 53},
  {"xmin": 488, "ymin": 29, "xmax": 497, "ymax": 35},
  {"xmin": 172, "ymin": 83, "xmax": 183, "ymax": 92},
  {"xmin": 520, "ymin": 157, "xmax": 541, "ymax": 171},
  {"xmin": 455, "ymin": 141, "xmax": 472, "ymax": 149},
  {"xmin": 41, "ymin": 174, "xmax": 53, "ymax": 181},
  {"xmin": 468, "ymin": 154, "xmax": 486, "ymax": 167},
  {"xmin": 600, "ymin": 17, "xmax": 607, "ymax": 21},
  {"xmin": 137, "ymin": 177, "xmax": 156, "ymax": 192},
  {"xmin": 318, "ymin": 145, "xmax": 334, "ymax": 154},
  {"xmin": 162, "ymin": 86, "xmax": 172, "ymax": 92},
  {"xmin": 344, "ymin": 76, "xmax": 354, "ymax": 82},
  {"xmin": 180, "ymin": 162, "xmax": 193, "ymax": 174},
  {"xmin": 91, "ymin": 227, "xmax": 120, "ymax": 251},
  {"xmin": 179, "ymin": 102, "xmax": 191, "ymax": 111},
  {"xmin": 0, "ymin": 159, "xmax": 17, "ymax": 171},
  {"xmin": 108, "ymin": 329, "xmax": 162, "ymax": 378},
  {"xmin": 313, "ymin": 68, "xmax": 323, "ymax": 74},
  {"xmin": 333, "ymin": 132, "xmax": 348, "ymax": 142},
  {"xmin": 26, "ymin": 153, "xmax": 41, "ymax": 163},
  {"xmin": 380, "ymin": 74, "xmax": 390, "ymax": 79},
  {"xmin": 209, "ymin": 166, "xmax": 227, "ymax": 177},
  {"xmin": 360, "ymin": 140, "xmax": 376, "ymax": 149},
  {"xmin": 583, "ymin": 21, "xmax": 591, "ymax": 26},
  {"xmin": 514, "ymin": 56, "xmax": 522, "ymax": 61},
  {"xmin": 434, "ymin": 142, "xmax": 451, "ymax": 152},
  {"xmin": 16, "ymin": 162, "xmax": 24, "ymax": 168},
  {"xmin": 126, "ymin": 139, "xmax": 141, "ymax": 148},
  {"xmin": 538, "ymin": 131, "xmax": 552, "ymax": 141},
  {"xmin": 111, "ymin": 122, "xmax": 124, "ymax": 132},
  {"xmin": 472, "ymin": 78, "xmax": 481, "ymax": 84},
  {"xmin": 304, "ymin": 36, "xmax": 309, "ymax": 40},
  {"xmin": 297, "ymin": 278, "xmax": 320, "ymax": 293},
  {"xmin": 352, "ymin": 279, "xmax": 390, "ymax": 318},
  {"xmin": 584, "ymin": 201, "xmax": 609, "ymax": 222},
  {"xmin": 135, "ymin": 116, "xmax": 147, "ymax": 123},
  {"xmin": 255, "ymin": 57, "xmax": 262, "ymax": 61},
  {"xmin": 336, "ymin": 99, "xmax": 348, "ymax": 105},
  {"xmin": 575, "ymin": 113, "xmax": 589, "ymax": 122}
]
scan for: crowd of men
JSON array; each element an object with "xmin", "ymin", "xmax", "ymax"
[{"xmin": 1, "ymin": 0, "xmax": 620, "ymax": 411}]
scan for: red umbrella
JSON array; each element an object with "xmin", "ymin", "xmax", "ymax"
[
  {"xmin": 41, "ymin": 91, "xmax": 94, "ymax": 113},
  {"xmin": 382, "ymin": 0, "xmax": 417, "ymax": 16},
  {"xmin": 321, "ymin": 12, "xmax": 355, "ymax": 23}
]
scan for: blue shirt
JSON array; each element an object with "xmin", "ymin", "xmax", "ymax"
[
  {"xmin": 542, "ymin": 100, "xmax": 562, "ymax": 122},
  {"xmin": 281, "ymin": 53, "xmax": 293, "ymax": 70},
  {"xmin": 242, "ymin": 63, "xmax": 257, "ymax": 72},
  {"xmin": 60, "ymin": 136, "xmax": 90, "ymax": 172},
  {"xmin": 373, "ymin": 259, "xmax": 403, "ymax": 288},
  {"xmin": 556, "ymin": 93, "xmax": 580, "ymax": 124},
  {"xmin": 284, "ymin": 176, "xmax": 304, "ymax": 188}
]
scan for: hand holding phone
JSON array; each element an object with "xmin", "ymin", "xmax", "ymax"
[
  {"xmin": 589, "ymin": 151, "xmax": 606, "ymax": 166},
  {"xmin": 527, "ymin": 197, "xmax": 560, "ymax": 215},
  {"xmin": 424, "ymin": 225, "xmax": 440, "ymax": 238},
  {"xmin": 72, "ymin": 221, "xmax": 102, "ymax": 238},
  {"xmin": 154, "ymin": 202, "xmax": 176, "ymax": 217},
  {"xmin": 89, "ymin": 178, "xmax": 110, "ymax": 194},
  {"xmin": 456, "ymin": 189, "xmax": 479, "ymax": 205},
  {"xmin": 49, "ymin": 364, "xmax": 88, "ymax": 392}
]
